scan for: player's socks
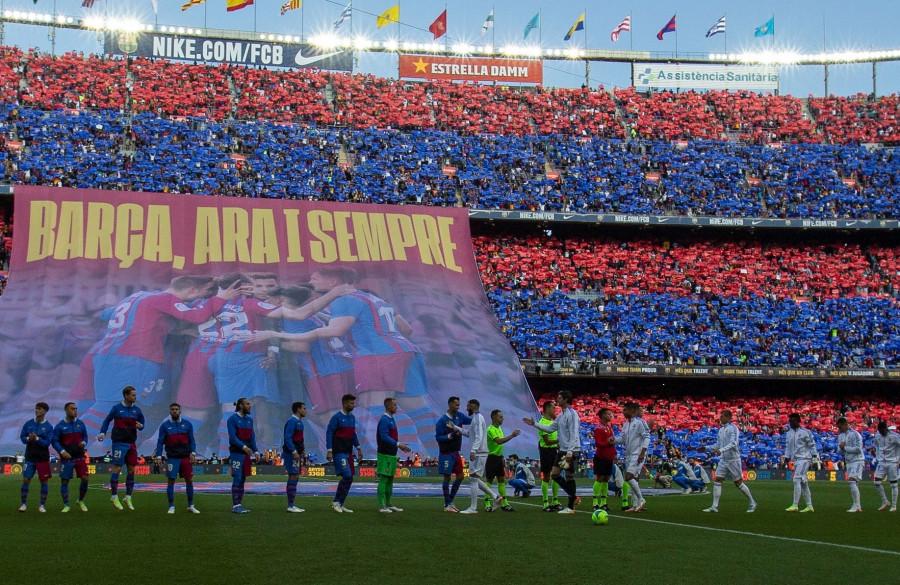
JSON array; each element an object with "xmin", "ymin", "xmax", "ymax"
[
  {"xmin": 20, "ymin": 483, "xmax": 28, "ymax": 505},
  {"xmin": 39, "ymin": 483, "xmax": 48, "ymax": 506},
  {"xmin": 598, "ymin": 481, "xmax": 608, "ymax": 506},
  {"xmin": 592, "ymin": 481, "xmax": 602, "ymax": 507},
  {"xmin": 712, "ymin": 482, "xmax": 723, "ymax": 508},
  {"xmin": 377, "ymin": 476, "xmax": 388, "ymax": 508},
  {"xmin": 79, "ymin": 481, "xmax": 89, "ymax": 502},
  {"xmin": 552, "ymin": 481, "xmax": 560, "ymax": 505},
  {"xmin": 385, "ymin": 476, "xmax": 395, "ymax": 507},
  {"xmin": 231, "ymin": 477, "xmax": 243, "ymax": 506},
  {"xmin": 622, "ymin": 481, "xmax": 631, "ymax": 508},
  {"xmin": 875, "ymin": 481, "xmax": 888, "ymax": 505},
  {"xmin": 442, "ymin": 476, "xmax": 451, "ymax": 506},
  {"xmin": 566, "ymin": 479, "xmax": 577, "ymax": 508},
  {"xmin": 738, "ymin": 482, "xmax": 754, "ymax": 502},
  {"xmin": 450, "ymin": 477, "xmax": 463, "ymax": 500},
  {"xmin": 336, "ymin": 475, "xmax": 353, "ymax": 504},
  {"xmin": 166, "ymin": 483, "xmax": 175, "ymax": 506},
  {"xmin": 186, "ymin": 482, "xmax": 194, "ymax": 507},
  {"xmin": 497, "ymin": 482, "xmax": 508, "ymax": 503},
  {"xmin": 468, "ymin": 478, "xmax": 480, "ymax": 510},
  {"xmin": 891, "ymin": 481, "xmax": 898, "ymax": 507},
  {"xmin": 125, "ymin": 473, "xmax": 135, "ymax": 497},
  {"xmin": 627, "ymin": 478, "xmax": 643, "ymax": 507},
  {"xmin": 541, "ymin": 481, "xmax": 549, "ymax": 507},
  {"xmin": 110, "ymin": 473, "xmax": 120, "ymax": 497},
  {"xmin": 61, "ymin": 485, "xmax": 70, "ymax": 506},
  {"xmin": 286, "ymin": 478, "xmax": 298, "ymax": 507},
  {"xmin": 800, "ymin": 482, "xmax": 813, "ymax": 508},
  {"xmin": 849, "ymin": 480, "xmax": 861, "ymax": 508}
]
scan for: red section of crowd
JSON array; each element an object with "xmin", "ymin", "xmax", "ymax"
[
  {"xmin": 475, "ymin": 234, "xmax": 894, "ymax": 300},
  {"xmin": 1, "ymin": 47, "xmax": 899, "ymax": 144},
  {"xmin": 537, "ymin": 392, "xmax": 900, "ymax": 434}
]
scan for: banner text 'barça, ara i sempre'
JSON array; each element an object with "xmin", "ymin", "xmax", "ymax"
[{"xmin": 0, "ymin": 186, "xmax": 537, "ymax": 460}]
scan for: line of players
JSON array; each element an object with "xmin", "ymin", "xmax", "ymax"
[{"xmin": 17, "ymin": 389, "xmax": 900, "ymax": 514}]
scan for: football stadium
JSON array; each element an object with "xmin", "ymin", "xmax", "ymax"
[{"xmin": 0, "ymin": 1, "xmax": 899, "ymax": 584}]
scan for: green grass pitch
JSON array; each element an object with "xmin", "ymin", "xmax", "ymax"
[{"xmin": 2, "ymin": 475, "xmax": 897, "ymax": 585}]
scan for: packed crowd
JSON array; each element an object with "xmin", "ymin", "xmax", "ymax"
[{"xmin": 538, "ymin": 392, "xmax": 900, "ymax": 470}]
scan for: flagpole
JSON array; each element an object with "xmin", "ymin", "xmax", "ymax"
[
  {"xmin": 675, "ymin": 13, "xmax": 678, "ymax": 58},
  {"xmin": 723, "ymin": 13, "xmax": 727, "ymax": 54},
  {"xmin": 301, "ymin": 1, "xmax": 305, "ymax": 42},
  {"xmin": 584, "ymin": 8, "xmax": 589, "ymax": 88},
  {"xmin": 204, "ymin": 0, "xmax": 208, "ymax": 32},
  {"xmin": 492, "ymin": 5, "xmax": 495, "ymax": 49},
  {"xmin": 629, "ymin": 12, "xmax": 633, "ymax": 52},
  {"xmin": 539, "ymin": 8, "xmax": 542, "ymax": 46}
]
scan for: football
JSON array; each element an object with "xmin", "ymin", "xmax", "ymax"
[{"xmin": 591, "ymin": 509, "xmax": 609, "ymax": 525}]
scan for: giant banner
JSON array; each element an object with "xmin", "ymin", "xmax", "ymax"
[
  {"xmin": 105, "ymin": 32, "xmax": 353, "ymax": 71},
  {"xmin": 0, "ymin": 187, "xmax": 537, "ymax": 459}
]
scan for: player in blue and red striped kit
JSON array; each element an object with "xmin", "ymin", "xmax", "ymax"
[
  {"xmin": 283, "ymin": 401, "xmax": 307, "ymax": 513},
  {"xmin": 326, "ymin": 394, "xmax": 364, "ymax": 513},
  {"xmin": 52, "ymin": 402, "xmax": 89, "ymax": 512},
  {"xmin": 154, "ymin": 403, "xmax": 200, "ymax": 515},
  {"xmin": 228, "ymin": 397, "xmax": 259, "ymax": 514},
  {"xmin": 19, "ymin": 402, "xmax": 54, "ymax": 513},
  {"xmin": 97, "ymin": 386, "xmax": 145, "ymax": 511}
]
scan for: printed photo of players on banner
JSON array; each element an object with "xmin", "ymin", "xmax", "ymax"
[{"xmin": 0, "ymin": 186, "xmax": 537, "ymax": 459}]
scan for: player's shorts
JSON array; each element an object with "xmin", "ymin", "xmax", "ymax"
[
  {"xmin": 792, "ymin": 459, "xmax": 811, "ymax": 481},
  {"xmin": 111, "ymin": 442, "xmax": 138, "ymax": 467},
  {"xmin": 230, "ymin": 453, "xmax": 253, "ymax": 478},
  {"xmin": 715, "ymin": 459, "xmax": 743, "ymax": 482},
  {"xmin": 166, "ymin": 457, "xmax": 194, "ymax": 481},
  {"xmin": 555, "ymin": 451, "xmax": 580, "ymax": 475},
  {"xmin": 845, "ymin": 461, "xmax": 864, "ymax": 480},
  {"xmin": 332, "ymin": 452, "xmax": 355, "ymax": 479},
  {"xmin": 469, "ymin": 454, "xmax": 487, "ymax": 477},
  {"xmin": 376, "ymin": 453, "xmax": 398, "ymax": 477},
  {"xmin": 352, "ymin": 352, "xmax": 414, "ymax": 395},
  {"xmin": 283, "ymin": 451, "xmax": 302, "ymax": 475},
  {"xmin": 305, "ymin": 370, "xmax": 357, "ymax": 412},
  {"xmin": 23, "ymin": 461, "xmax": 51, "ymax": 481},
  {"xmin": 539, "ymin": 447, "xmax": 558, "ymax": 476},
  {"xmin": 60, "ymin": 457, "xmax": 89, "ymax": 480},
  {"xmin": 625, "ymin": 455, "xmax": 643, "ymax": 477},
  {"xmin": 175, "ymin": 349, "xmax": 216, "ymax": 409},
  {"xmin": 593, "ymin": 457, "xmax": 614, "ymax": 478},
  {"xmin": 211, "ymin": 351, "xmax": 280, "ymax": 404},
  {"xmin": 438, "ymin": 452, "xmax": 463, "ymax": 476},
  {"xmin": 93, "ymin": 354, "xmax": 162, "ymax": 403},
  {"xmin": 874, "ymin": 461, "xmax": 900, "ymax": 482},
  {"xmin": 485, "ymin": 454, "xmax": 506, "ymax": 481}
]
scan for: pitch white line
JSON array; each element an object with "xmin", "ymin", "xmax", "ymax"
[{"xmin": 513, "ymin": 501, "xmax": 900, "ymax": 557}]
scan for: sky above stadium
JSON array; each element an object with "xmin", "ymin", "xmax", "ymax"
[{"xmin": 5, "ymin": 0, "xmax": 900, "ymax": 96}]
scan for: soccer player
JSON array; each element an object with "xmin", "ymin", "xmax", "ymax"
[
  {"xmin": 435, "ymin": 396, "xmax": 472, "ymax": 512},
  {"xmin": 97, "ymin": 386, "xmax": 145, "ymax": 511},
  {"xmin": 483, "ymin": 409, "xmax": 520, "ymax": 511},
  {"xmin": 836, "ymin": 417, "xmax": 865, "ymax": 512},
  {"xmin": 523, "ymin": 390, "xmax": 583, "ymax": 515},
  {"xmin": 449, "ymin": 398, "xmax": 501, "ymax": 514},
  {"xmin": 872, "ymin": 421, "xmax": 900, "ymax": 512},
  {"xmin": 614, "ymin": 402, "xmax": 650, "ymax": 513},
  {"xmin": 784, "ymin": 412, "xmax": 818, "ymax": 513},
  {"xmin": 703, "ymin": 410, "xmax": 757, "ymax": 513},
  {"xmin": 53, "ymin": 402, "xmax": 89, "ymax": 512},
  {"xmin": 19, "ymin": 402, "xmax": 54, "ymax": 512},
  {"xmin": 283, "ymin": 401, "xmax": 307, "ymax": 513},
  {"xmin": 592, "ymin": 407, "xmax": 616, "ymax": 511},
  {"xmin": 154, "ymin": 403, "xmax": 200, "ymax": 514},
  {"xmin": 377, "ymin": 397, "xmax": 412, "ymax": 513},
  {"xmin": 326, "ymin": 393, "xmax": 364, "ymax": 513},
  {"xmin": 536, "ymin": 400, "xmax": 562, "ymax": 511},
  {"xmin": 227, "ymin": 397, "xmax": 259, "ymax": 514}
]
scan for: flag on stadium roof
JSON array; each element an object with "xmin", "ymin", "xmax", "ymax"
[
  {"xmin": 754, "ymin": 16, "xmax": 774, "ymax": 37},
  {"xmin": 564, "ymin": 13, "xmax": 585, "ymax": 41},
  {"xmin": 657, "ymin": 14, "xmax": 676, "ymax": 41},
  {"xmin": 706, "ymin": 15, "xmax": 726, "ymax": 38},
  {"xmin": 280, "ymin": 0, "xmax": 300, "ymax": 16},
  {"xmin": 610, "ymin": 15, "xmax": 630, "ymax": 42},
  {"xmin": 149, "ymin": 0, "xmax": 158, "ymax": 14},
  {"xmin": 181, "ymin": 0, "xmax": 204, "ymax": 11},
  {"xmin": 227, "ymin": 0, "xmax": 253, "ymax": 12},
  {"xmin": 82, "ymin": 0, "xmax": 97, "ymax": 7},
  {"xmin": 377, "ymin": 4, "xmax": 399, "ymax": 28},
  {"xmin": 333, "ymin": 3, "xmax": 351, "ymax": 30},
  {"xmin": 429, "ymin": 10, "xmax": 448, "ymax": 40},
  {"xmin": 524, "ymin": 12, "xmax": 540, "ymax": 39},
  {"xmin": 481, "ymin": 9, "xmax": 494, "ymax": 36}
]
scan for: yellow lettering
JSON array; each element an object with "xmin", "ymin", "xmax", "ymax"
[
  {"xmin": 437, "ymin": 216, "xmax": 461, "ymax": 273},
  {"xmin": 412, "ymin": 214, "xmax": 443, "ymax": 267},
  {"xmin": 222, "ymin": 207, "xmax": 250, "ymax": 263},
  {"xmin": 143, "ymin": 205, "xmax": 173, "ymax": 263},
  {"xmin": 352, "ymin": 212, "xmax": 393, "ymax": 261},
  {"xmin": 385, "ymin": 213, "xmax": 416, "ymax": 261},
  {"xmin": 194, "ymin": 207, "xmax": 222, "ymax": 265},
  {"xmin": 333, "ymin": 211, "xmax": 357, "ymax": 262},
  {"xmin": 53, "ymin": 201, "xmax": 84, "ymax": 260},
  {"xmin": 84, "ymin": 202, "xmax": 115, "ymax": 260},
  {"xmin": 250, "ymin": 209, "xmax": 279, "ymax": 264},
  {"xmin": 308, "ymin": 210, "xmax": 337, "ymax": 263},
  {"xmin": 26, "ymin": 200, "xmax": 57, "ymax": 262},
  {"xmin": 114, "ymin": 204, "xmax": 143, "ymax": 269},
  {"xmin": 282, "ymin": 209, "xmax": 305, "ymax": 262}
]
